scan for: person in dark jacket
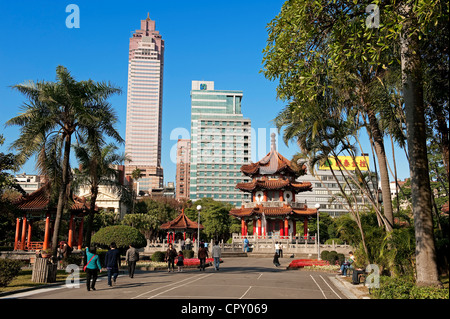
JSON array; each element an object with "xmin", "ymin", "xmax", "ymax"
[
  {"xmin": 165, "ymin": 243, "xmax": 177, "ymax": 273},
  {"xmin": 104, "ymin": 242, "xmax": 121, "ymax": 287},
  {"xmin": 198, "ymin": 243, "xmax": 209, "ymax": 271}
]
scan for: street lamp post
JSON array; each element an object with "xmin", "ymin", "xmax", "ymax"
[
  {"xmin": 196, "ymin": 205, "xmax": 202, "ymax": 251},
  {"xmin": 315, "ymin": 203, "xmax": 321, "ymax": 260}
]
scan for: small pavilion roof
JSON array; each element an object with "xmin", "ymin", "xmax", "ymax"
[
  {"xmin": 235, "ymin": 179, "xmax": 312, "ymax": 193},
  {"xmin": 160, "ymin": 210, "xmax": 204, "ymax": 231}
]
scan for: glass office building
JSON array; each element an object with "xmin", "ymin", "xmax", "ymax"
[{"xmin": 189, "ymin": 81, "xmax": 252, "ymax": 207}]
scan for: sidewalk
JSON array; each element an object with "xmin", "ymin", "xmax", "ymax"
[{"xmin": 333, "ymin": 275, "xmax": 371, "ymax": 299}]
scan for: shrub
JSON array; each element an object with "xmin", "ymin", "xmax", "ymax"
[
  {"xmin": 0, "ymin": 259, "xmax": 22, "ymax": 287},
  {"xmin": 182, "ymin": 249, "xmax": 194, "ymax": 258},
  {"xmin": 151, "ymin": 251, "xmax": 166, "ymax": 262},
  {"xmin": 91, "ymin": 225, "xmax": 147, "ymax": 249},
  {"xmin": 371, "ymin": 276, "xmax": 449, "ymax": 299},
  {"xmin": 327, "ymin": 251, "xmax": 338, "ymax": 265},
  {"xmin": 321, "ymin": 250, "xmax": 330, "ymax": 261}
]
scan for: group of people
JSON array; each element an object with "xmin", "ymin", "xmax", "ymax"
[
  {"xmin": 165, "ymin": 240, "xmax": 222, "ymax": 272},
  {"xmin": 84, "ymin": 242, "xmax": 140, "ymax": 291}
]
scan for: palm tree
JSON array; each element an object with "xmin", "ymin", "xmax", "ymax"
[
  {"xmin": 6, "ymin": 65, "xmax": 122, "ymax": 258},
  {"xmin": 73, "ymin": 143, "xmax": 129, "ymax": 247}
]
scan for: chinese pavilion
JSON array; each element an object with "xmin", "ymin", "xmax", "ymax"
[
  {"xmin": 13, "ymin": 183, "xmax": 94, "ymax": 251},
  {"xmin": 160, "ymin": 209, "xmax": 204, "ymax": 243},
  {"xmin": 230, "ymin": 134, "xmax": 318, "ymax": 238}
]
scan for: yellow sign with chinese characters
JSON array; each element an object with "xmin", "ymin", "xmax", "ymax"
[{"xmin": 319, "ymin": 156, "xmax": 370, "ymax": 171}]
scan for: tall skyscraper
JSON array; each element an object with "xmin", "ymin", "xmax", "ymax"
[
  {"xmin": 175, "ymin": 139, "xmax": 191, "ymax": 201},
  {"xmin": 190, "ymin": 81, "xmax": 252, "ymax": 207},
  {"xmin": 125, "ymin": 13, "xmax": 164, "ymax": 192}
]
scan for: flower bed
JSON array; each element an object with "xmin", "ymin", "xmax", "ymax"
[
  {"xmin": 288, "ymin": 259, "xmax": 330, "ymax": 269},
  {"xmin": 183, "ymin": 258, "xmax": 222, "ymax": 267}
]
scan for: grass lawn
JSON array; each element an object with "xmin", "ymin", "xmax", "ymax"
[{"xmin": 0, "ymin": 268, "xmax": 87, "ymax": 294}]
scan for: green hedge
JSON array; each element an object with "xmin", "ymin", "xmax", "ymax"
[
  {"xmin": 321, "ymin": 250, "xmax": 330, "ymax": 261},
  {"xmin": 371, "ymin": 276, "xmax": 449, "ymax": 299},
  {"xmin": 0, "ymin": 259, "xmax": 22, "ymax": 287},
  {"xmin": 182, "ymin": 249, "xmax": 194, "ymax": 258},
  {"xmin": 151, "ymin": 251, "xmax": 166, "ymax": 262},
  {"xmin": 327, "ymin": 251, "xmax": 338, "ymax": 265},
  {"xmin": 91, "ymin": 225, "xmax": 147, "ymax": 249}
]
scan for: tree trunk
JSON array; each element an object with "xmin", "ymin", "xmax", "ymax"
[
  {"xmin": 365, "ymin": 107, "xmax": 394, "ymax": 231},
  {"xmin": 400, "ymin": 3, "xmax": 441, "ymax": 287},
  {"xmin": 51, "ymin": 133, "xmax": 71, "ymax": 259}
]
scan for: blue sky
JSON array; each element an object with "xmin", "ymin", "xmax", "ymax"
[{"xmin": 0, "ymin": 0, "xmax": 410, "ymax": 184}]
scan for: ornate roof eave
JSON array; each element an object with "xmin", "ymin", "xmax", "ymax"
[
  {"xmin": 14, "ymin": 183, "xmax": 95, "ymax": 214},
  {"xmin": 235, "ymin": 180, "xmax": 313, "ymax": 193},
  {"xmin": 229, "ymin": 205, "xmax": 317, "ymax": 219}
]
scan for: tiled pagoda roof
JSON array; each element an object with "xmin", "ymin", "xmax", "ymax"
[
  {"xmin": 14, "ymin": 183, "xmax": 94, "ymax": 213},
  {"xmin": 160, "ymin": 210, "xmax": 204, "ymax": 231},
  {"xmin": 235, "ymin": 179, "xmax": 312, "ymax": 192},
  {"xmin": 240, "ymin": 149, "xmax": 298, "ymax": 177}
]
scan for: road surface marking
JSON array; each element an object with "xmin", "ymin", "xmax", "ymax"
[{"xmin": 310, "ymin": 274, "xmax": 327, "ymax": 299}]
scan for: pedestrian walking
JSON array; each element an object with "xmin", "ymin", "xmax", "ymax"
[
  {"xmin": 279, "ymin": 242, "xmax": 283, "ymax": 258},
  {"xmin": 275, "ymin": 241, "xmax": 280, "ymax": 255},
  {"xmin": 198, "ymin": 243, "xmax": 208, "ymax": 271},
  {"xmin": 126, "ymin": 244, "xmax": 140, "ymax": 278},
  {"xmin": 165, "ymin": 243, "xmax": 177, "ymax": 272},
  {"xmin": 273, "ymin": 252, "xmax": 281, "ymax": 267},
  {"xmin": 212, "ymin": 241, "xmax": 221, "ymax": 271},
  {"xmin": 243, "ymin": 237, "xmax": 249, "ymax": 252},
  {"xmin": 84, "ymin": 246, "xmax": 102, "ymax": 291},
  {"xmin": 176, "ymin": 251, "xmax": 184, "ymax": 272},
  {"xmin": 104, "ymin": 242, "xmax": 121, "ymax": 287}
]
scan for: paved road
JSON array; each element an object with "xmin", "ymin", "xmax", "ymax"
[{"xmin": 3, "ymin": 257, "xmax": 348, "ymax": 300}]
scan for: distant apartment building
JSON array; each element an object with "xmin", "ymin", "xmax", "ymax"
[
  {"xmin": 125, "ymin": 13, "xmax": 165, "ymax": 193},
  {"xmin": 176, "ymin": 139, "xmax": 191, "ymax": 201},
  {"xmin": 14, "ymin": 173, "xmax": 45, "ymax": 194},
  {"xmin": 189, "ymin": 81, "xmax": 252, "ymax": 207},
  {"xmin": 296, "ymin": 156, "xmax": 377, "ymax": 217},
  {"xmin": 76, "ymin": 165, "xmax": 129, "ymax": 218}
]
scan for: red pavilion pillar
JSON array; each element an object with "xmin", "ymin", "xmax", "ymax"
[
  {"xmin": 241, "ymin": 219, "xmax": 246, "ymax": 237},
  {"xmin": 43, "ymin": 213, "xmax": 50, "ymax": 250},
  {"xmin": 68, "ymin": 213, "xmax": 74, "ymax": 248},
  {"xmin": 279, "ymin": 190, "xmax": 283, "ymax": 202},
  {"xmin": 284, "ymin": 218, "xmax": 289, "ymax": 237},
  {"xmin": 304, "ymin": 217, "xmax": 308, "ymax": 239},
  {"xmin": 14, "ymin": 218, "xmax": 21, "ymax": 250},
  {"xmin": 27, "ymin": 221, "xmax": 32, "ymax": 250},
  {"xmin": 20, "ymin": 216, "xmax": 27, "ymax": 250}
]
